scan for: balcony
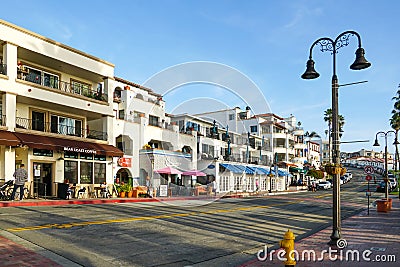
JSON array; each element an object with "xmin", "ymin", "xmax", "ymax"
[
  {"xmin": 15, "ymin": 117, "xmax": 107, "ymax": 141},
  {"xmin": 17, "ymin": 69, "xmax": 108, "ymax": 103}
]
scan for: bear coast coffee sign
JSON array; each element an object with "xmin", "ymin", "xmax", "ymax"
[{"xmin": 64, "ymin": 147, "xmax": 97, "ymax": 154}]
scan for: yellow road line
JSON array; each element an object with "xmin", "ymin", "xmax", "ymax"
[{"xmin": 7, "ymin": 201, "xmax": 301, "ymax": 232}]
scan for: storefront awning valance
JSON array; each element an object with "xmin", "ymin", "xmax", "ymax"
[
  {"xmin": 289, "ymin": 167, "xmax": 307, "ymax": 173},
  {"xmin": 14, "ymin": 132, "xmax": 123, "ymax": 157},
  {"xmin": 0, "ymin": 130, "xmax": 21, "ymax": 146}
]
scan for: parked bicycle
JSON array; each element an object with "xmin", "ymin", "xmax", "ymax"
[
  {"xmin": 0, "ymin": 180, "xmax": 14, "ymax": 200},
  {"xmin": 0, "ymin": 180, "xmax": 30, "ymax": 200},
  {"xmin": 7, "ymin": 184, "xmax": 30, "ymax": 200}
]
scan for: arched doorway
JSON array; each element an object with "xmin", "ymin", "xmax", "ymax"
[{"xmin": 115, "ymin": 168, "xmax": 132, "ymax": 185}]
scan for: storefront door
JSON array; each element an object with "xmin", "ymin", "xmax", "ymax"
[{"xmin": 33, "ymin": 162, "xmax": 53, "ymax": 197}]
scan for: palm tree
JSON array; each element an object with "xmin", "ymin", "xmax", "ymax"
[
  {"xmin": 390, "ymin": 84, "xmax": 400, "ymax": 172},
  {"xmin": 304, "ymin": 131, "xmax": 321, "ymax": 166},
  {"xmin": 324, "ymin": 108, "xmax": 345, "ymax": 162}
]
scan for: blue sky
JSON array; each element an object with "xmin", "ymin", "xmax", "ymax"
[{"xmin": 2, "ymin": 0, "xmax": 400, "ymax": 153}]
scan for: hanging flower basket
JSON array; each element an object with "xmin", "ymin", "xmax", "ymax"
[
  {"xmin": 340, "ymin": 167, "xmax": 347, "ymax": 176},
  {"xmin": 325, "ymin": 164, "xmax": 342, "ymax": 175}
]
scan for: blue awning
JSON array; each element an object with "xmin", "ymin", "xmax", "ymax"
[
  {"xmin": 220, "ymin": 163, "xmax": 243, "ymax": 174},
  {"xmin": 256, "ymin": 167, "xmax": 275, "ymax": 175},
  {"xmin": 234, "ymin": 165, "xmax": 254, "ymax": 174},
  {"xmin": 278, "ymin": 170, "xmax": 292, "ymax": 177}
]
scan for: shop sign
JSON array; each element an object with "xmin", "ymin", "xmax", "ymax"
[
  {"xmin": 159, "ymin": 185, "xmax": 168, "ymax": 197},
  {"xmin": 64, "ymin": 147, "xmax": 97, "ymax": 154},
  {"xmin": 118, "ymin": 157, "xmax": 132, "ymax": 167}
]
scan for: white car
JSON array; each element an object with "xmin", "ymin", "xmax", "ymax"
[
  {"xmin": 389, "ymin": 178, "xmax": 397, "ymax": 190},
  {"xmin": 344, "ymin": 172, "xmax": 352, "ymax": 180},
  {"xmin": 318, "ymin": 181, "xmax": 332, "ymax": 190}
]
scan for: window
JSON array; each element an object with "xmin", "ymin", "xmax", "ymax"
[
  {"xmin": 33, "ymin": 149, "xmax": 53, "ymax": 157},
  {"xmin": 64, "ymin": 161, "xmax": 78, "ymax": 184},
  {"xmin": 32, "ymin": 111, "xmax": 45, "ymax": 132},
  {"xmin": 80, "ymin": 162, "xmax": 93, "ymax": 183},
  {"xmin": 94, "ymin": 163, "xmax": 106, "ymax": 184},
  {"xmin": 50, "ymin": 115, "xmax": 82, "ymax": 136},
  {"xmin": 64, "ymin": 151, "xmax": 78, "ymax": 159},
  {"xmin": 250, "ymin": 125, "xmax": 258, "ymax": 133},
  {"xmin": 118, "ymin": 110, "xmax": 125, "ymax": 120},
  {"xmin": 80, "ymin": 153, "xmax": 94, "ymax": 160},
  {"xmin": 24, "ymin": 66, "xmax": 59, "ymax": 89},
  {"xmin": 114, "ymin": 88, "xmax": 122, "ymax": 99},
  {"xmin": 229, "ymin": 114, "xmax": 235, "ymax": 120},
  {"xmin": 94, "ymin": 154, "xmax": 106, "ymax": 161},
  {"xmin": 149, "ymin": 115, "xmax": 159, "ymax": 127},
  {"xmin": 71, "ymin": 80, "xmax": 91, "ymax": 96}
]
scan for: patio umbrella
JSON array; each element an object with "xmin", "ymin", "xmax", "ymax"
[
  {"xmin": 181, "ymin": 170, "xmax": 206, "ymax": 176},
  {"xmin": 154, "ymin": 166, "xmax": 182, "ymax": 174}
]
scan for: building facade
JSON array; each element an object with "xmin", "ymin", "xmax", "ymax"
[{"xmin": 0, "ymin": 20, "xmax": 122, "ymax": 197}]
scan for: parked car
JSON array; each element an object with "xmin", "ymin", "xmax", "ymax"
[
  {"xmin": 389, "ymin": 178, "xmax": 398, "ymax": 190},
  {"xmin": 344, "ymin": 172, "xmax": 352, "ymax": 180},
  {"xmin": 376, "ymin": 181, "xmax": 392, "ymax": 193},
  {"xmin": 318, "ymin": 181, "xmax": 332, "ymax": 190}
]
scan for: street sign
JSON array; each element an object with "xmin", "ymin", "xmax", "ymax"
[
  {"xmin": 364, "ymin": 165, "xmax": 374, "ymax": 174},
  {"xmin": 365, "ymin": 175, "xmax": 372, "ymax": 181}
]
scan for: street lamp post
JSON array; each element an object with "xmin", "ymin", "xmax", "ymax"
[
  {"xmin": 301, "ymin": 31, "xmax": 371, "ymax": 246},
  {"xmin": 373, "ymin": 131, "xmax": 399, "ymax": 199}
]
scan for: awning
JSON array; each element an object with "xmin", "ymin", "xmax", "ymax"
[
  {"xmin": 220, "ymin": 163, "xmax": 243, "ymax": 174},
  {"xmin": 0, "ymin": 130, "xmax": 21, "ymax": 146},
  {"xmin": 181, "ymin": 170, "xmax": 206, "ymax": 176},
  {"xmin": 289, "ymin": 167, "xmax": 307, "ymax": 174},
  {"xmin": 154, "ymin": 166, "xmax": 182, "ymax": 174},
  {"xmin": 14, "ymin": 132, "xmax": 123, "ymax": 157},
  {"xmin": 235, "ymin": 165, "xmax": 256, "ymax": 174}
]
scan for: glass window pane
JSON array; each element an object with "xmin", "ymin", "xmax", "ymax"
[
  {"xmin": 80, "ymin": 162, "xmax": 93, "ymax": 184},
  {"xmin": 32, "ymin": 111, "xmax": 45, "ymax": 131},
  {"xmin": 94, "ymin": 163, "xmax": 106, "ymax": 184},
  {"xmin": 64, "ymin": 161, "xmax": 78, "ymax": 184}
]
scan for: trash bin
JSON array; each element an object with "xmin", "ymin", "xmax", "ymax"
[{"xmin": 57, "ymin": 183, "xmax": 69, "ymax": 199}]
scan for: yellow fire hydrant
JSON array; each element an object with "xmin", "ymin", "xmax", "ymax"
[{"xmin": 279, "ymin": 230, "xmax": 296, "ymax": 266}]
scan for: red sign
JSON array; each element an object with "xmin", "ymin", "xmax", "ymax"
[
  {"xmin": 365, "ymin": 175, "xmax": 372, "ymax": 181},
  {"xmin": 118, "ymin": 157, "xmax": 132, "ymax": 167}
]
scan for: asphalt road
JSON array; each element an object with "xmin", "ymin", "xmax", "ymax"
[{"xmin": 0, "ymin": 168, "xmax": 381, "ymax": 267}]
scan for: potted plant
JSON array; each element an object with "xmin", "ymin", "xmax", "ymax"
[
  {"xmin": 121, "ymin": 183, "xmax": 131, "ymax": 198},
  {"xmin": 324, "ymin": 163, "xmax": 342, "ymax": 175},
  {"xmin": 115, "ymin": 184, "xmax": 124, "ymax": 198}
]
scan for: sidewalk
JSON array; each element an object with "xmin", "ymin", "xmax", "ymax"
[{"xmin": 239, "ymin": 196, "xmax": 400, "ymax": 266}]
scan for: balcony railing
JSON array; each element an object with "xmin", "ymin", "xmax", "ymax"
[
  {"xmin": 0, "ymin": 64, "xmax": 6, "ymax": 75},
  {"xmin": 15, "ymin": 117, "xmax": 107, "ymax": 141},
  {"xmin": 0, "ymin": 115, "xmax": 5, "ymax": 126},
  {"xmin": 18, "ymin": 70, "xmax": 108, "ymax": 102}
]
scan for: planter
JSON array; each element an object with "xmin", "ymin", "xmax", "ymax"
[
  {"xmin": 127, "ymin": 191, "xmax": 133, "ymax": 198},
  {"xmin": 387, "ymin": 198, "xmax": 393, "ymax": 210},
  {"xmin": 325, "ymin": 165, "xmax": 342, "ymax": 175},
  {"xmin": 119, "ymin": 191, "xmax": 126, "ymax": 198},
  {"xmin": 376, "ymin": 199, "xmax": 390, "ymax": 212}
]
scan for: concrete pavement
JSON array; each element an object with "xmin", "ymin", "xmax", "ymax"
[
  {"xmin": 1, "ymin": 192, "xmax": 398, "ymax": 266},
  {"xmin": 239, "ymin": 196, "xmax": 400, "ymax": 267}
]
